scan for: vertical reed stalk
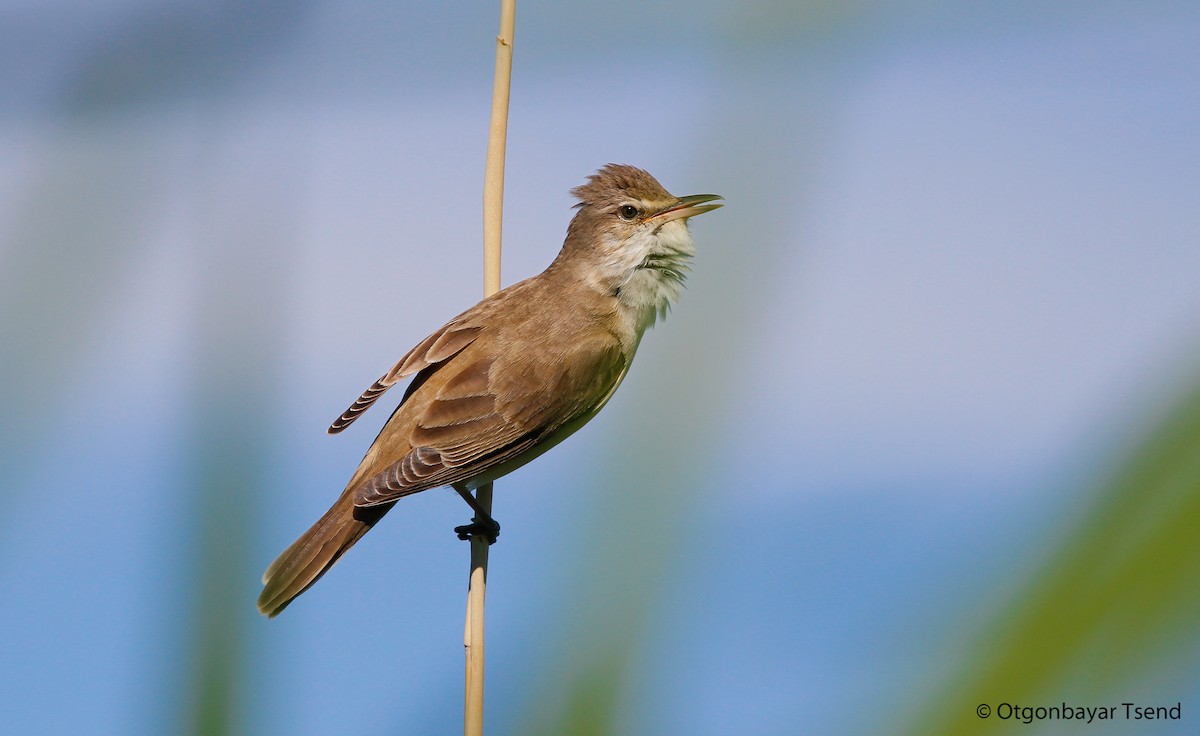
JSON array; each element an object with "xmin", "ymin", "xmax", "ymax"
[{"xmin": 465, "ymin": 1, "xmax": 515, "ymax": 734}]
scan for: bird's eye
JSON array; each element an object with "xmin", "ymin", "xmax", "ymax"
[{"xmin": 617, "ymin": 204, "xmax": 639, "ymax": 221}]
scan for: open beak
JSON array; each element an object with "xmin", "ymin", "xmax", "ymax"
[{"xmin": 650, "ymin": 193, "xmax": 724, "ymax": 224}]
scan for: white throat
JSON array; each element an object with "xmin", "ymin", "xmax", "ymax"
[{"xmin": 610, "ymin": 219, "xmax": 695, "ymax": 332}]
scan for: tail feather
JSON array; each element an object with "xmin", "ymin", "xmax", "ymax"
[{"xmin": 257, "ymin": 493, "xmax": 395, "ymax": 617}]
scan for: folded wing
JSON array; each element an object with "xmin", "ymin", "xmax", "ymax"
[
  {"xmin": 327, "ymin": 322, "xmax": 483, "ymax": 434},
  {"xmin": 353, "ymin": 336, "xmax": 628, "ymax": 506}
]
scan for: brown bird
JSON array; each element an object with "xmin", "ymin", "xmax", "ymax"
[{"xmin": 258, "ymin": 164, "xmax": 722, "ymax": 616}]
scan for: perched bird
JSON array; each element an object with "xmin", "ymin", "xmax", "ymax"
[{"xmin": 258, "ymin": 164, "xmax": 721, "ymax": 616}]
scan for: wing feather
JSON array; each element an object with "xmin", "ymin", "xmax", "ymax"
[
  {"xmin": 327, "ymin": 323, "xmax": 483, "ymax": 434},
  {"xmin": 353, "ymin": 336, "xmax": 627, "ymax": 506}
]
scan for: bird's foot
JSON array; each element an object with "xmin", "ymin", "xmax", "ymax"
[{"xmin": 455, "ymin": 515, "xmax": 501, "ymax": 545}]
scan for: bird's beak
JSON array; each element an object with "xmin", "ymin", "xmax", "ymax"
[{"xmin": 650, "ymin": 193, "xmax": 724, "ymax": 224}]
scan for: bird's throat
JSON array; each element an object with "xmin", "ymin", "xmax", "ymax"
[{"xmin": 620, "ymin": 258, "xmax": 692, "ymax": 332}]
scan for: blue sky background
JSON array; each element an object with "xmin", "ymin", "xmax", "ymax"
[{"xmin": 1, "ymin": 2, "xmax": 1198, "ymax": 734}]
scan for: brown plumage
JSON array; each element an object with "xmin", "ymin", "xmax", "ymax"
[{"xmin": 258, "ymin": 165, "xmax": 721, "ymax": 616}]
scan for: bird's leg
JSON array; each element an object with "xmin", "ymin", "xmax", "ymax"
[{"xmin": 453, "ymin": 485, "xmax": 500, "ymax": 544}]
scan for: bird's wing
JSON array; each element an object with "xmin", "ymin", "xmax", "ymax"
[
  {"xmin": 327, "ymin": 321, "xmax": 483, "ymax": 434},
  {"xmin": 352, "ymin": 335, "xmax": 628, "ymax": 506}
]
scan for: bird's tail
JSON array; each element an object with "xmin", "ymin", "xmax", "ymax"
[{"xmin": 257, "ymin": 491, "xmax": 395, "ymax": 617}]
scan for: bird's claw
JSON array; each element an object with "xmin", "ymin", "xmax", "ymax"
[{"xmin": 455, "ymin": 516, "xmax": 500, "ymax": 545}]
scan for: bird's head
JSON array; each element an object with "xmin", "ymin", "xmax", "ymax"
[{"xmin": 558, "ymin": 164, "xmax": 722, "ymax": 326}]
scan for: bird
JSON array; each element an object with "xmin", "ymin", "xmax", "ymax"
[{"xmin": 257, "ymin": 164, "xmax": 722, "ymax": 617}]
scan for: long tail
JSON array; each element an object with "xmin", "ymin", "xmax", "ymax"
[{"xmin": 257, "ymin": 492, "xmax": 396, "ymax": 617}]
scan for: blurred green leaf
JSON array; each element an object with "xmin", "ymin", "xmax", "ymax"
[{"xmin": 906, "ymin": 375, "xmax": 1200, "ymax": 735}]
